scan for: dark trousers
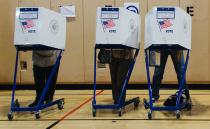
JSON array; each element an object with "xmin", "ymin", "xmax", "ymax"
[
  {"xmin": 109, "ymin": 58, "xmax": 132, "ymax": 103},
  {"xmin": 152, "ymin": 50, "xmax": 189, "ymax": 99},
  {"xmin": 33, "ymin": 65, "xmax": 59, "ymax": 102}
]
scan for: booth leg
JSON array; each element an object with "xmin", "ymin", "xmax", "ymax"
[
  {"xmin": 144, "ymin": 50, "xmax": 191, "ymax": 119},
  {"xmin": 92, "ymin": 48, "xmax": 97, "ymax": 116},
  {"xmin": 8, "ymin": 50, "xmax": 19, "ymax": 120},
  {"xmin": 144, "ymin": 50, "xmax": 153, "ymax": 109},
  {"xmin": 176, "ymin": 50, "xmax": 190, "ymax": 110},
  {"xmin": 36, "ymin": 50, "xmax": 63, "ymax": 111},
  {"xmin": 117, "ymin": 50, "xmax": 140, "ymax": 112},
  {"xmin": 92, "ymin": 49, "xmax": 140, "ymax": 117},
  {"xmin": 93, "ymin": 47, "xmax": 97, "ymax": 104}
]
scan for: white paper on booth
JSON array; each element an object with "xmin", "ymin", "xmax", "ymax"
[{"xmin": 59, "ymin": 5, "xmax": 76, "ymax": 17}]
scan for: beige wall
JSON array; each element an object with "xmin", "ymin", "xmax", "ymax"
[
  {"xmin": 50, "ymin": 0, "xmax": 85, "ymax": 83},
  {"xmin": 0, "ymin": 0, "xmax": 209, "ymax": 84},
  {"xmin": 83, "ymin": 0, "xmax": 115, "ymax": 83},
  {"xmin": 180, "ymin": 0, "xmax": 209, "ymax": 83},
  {"xmin": 209, "ymin": 0, "xmax": 210, "ymax": 82},
  {"xmin": 0, "ymin": 0, "xmax": 19, "ymax": 83}
]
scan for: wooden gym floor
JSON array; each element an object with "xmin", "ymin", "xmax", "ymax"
[{"xmin": 0, "ymin": 90, "xmax": 210, "ymax": 129}]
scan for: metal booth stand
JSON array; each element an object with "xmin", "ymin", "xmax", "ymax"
[
  {"xmin": 143, "ymin": 6, "xmax": 192, "ymax": 119},
  {"xmin": 92, "ymin": 7, "xmax": 141, "ymax": 117},
  {"xmin": 8, "ymin": 7, "xmax": 66, "ymax": 120},
  {"xmin": 92, "ymin": 45, "xmax": 140, "ymax": 117}
]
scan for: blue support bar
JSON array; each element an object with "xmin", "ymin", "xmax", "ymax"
[
  {"xmin": 92, "ymin": 47, "xmax": 140, "ymax": 116},
  {"xmin": 93, "ymin": 47, "xmax": 97, "ymax": 105},
  {"xmin": 11, "ymin": 98, "xmax": 64, "ymax": 112},
  {"xmin": 144, "ymin": 50, "xmax": 153, "ymax": 108},
  {"xmin": 9, "ymin": 49, "xmax": 64, "ymax": 119},
  {"xmin": 93, "ymin": 104, "xmax": 119, "ymax": 109},
  {"xmin": 117, "ymin": 49, "xmax": 139, "ymax": 107},
  {"xmin": 175, "ymin": 50, "xmax": 190, "ymax": 106},
  {"xmin": 151, "ymin": 106, "xmax": 178, "ymax": 111},
  {"xmin": 10, "ymin": 50, "xmax": 19, "ymax": 110},
  {"xmin": 36, "ymin": 50, "xmax": 63, "ymax": 109},
  {"xmin": 144, "ymin": 49, "xmax": 191, "ymax": 116}
]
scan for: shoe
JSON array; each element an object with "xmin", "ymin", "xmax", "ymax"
[
  {"xmin": 182, "ymin": 89, "xmax": 190, "ymax": 100},
  {"xmin": 28, "ymin": 100, "xmax": 38, "ymax": 107},
  {"xmin": 151, "ymin": 94, "xmax": 159, "ymax": 103},
  {"xmin": 152, "ymin": 97, "xmax": 159, "ymax": 103},
  {"xmin": 163, "ymin": 89, "xmax": 190, "ymax": 108},
  {"xmin": 114, "ymin": 101, "xmax": 117, "ymax": 105},
  {"xmin": 45, "ymin": 99, "xmax": 53, "ymax": 104}
]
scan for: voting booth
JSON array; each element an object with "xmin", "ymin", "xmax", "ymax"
[
  {"xmin": 145, "ymin": 7, "xmax": 191, "ymax": 50},
  {"xmin": 92, "ymin": 7, "xmax": 140, "ymax": 117},
  {"xmin": 95, "ymin": 7, "xmax": 140, "ymax": 49},
  {"xmin": 14, "ymin": 7, "xmax": 66, "ymax": 50},
  {"xmin": 143, "ymin": 6, "xmax": 192, "ymax": 119},
  {"xmin": 8, "ymin": 7, "xmax": 66, "ymax": 120}
]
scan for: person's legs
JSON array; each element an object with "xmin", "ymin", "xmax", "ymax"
[
  {"xmin": 109, "ymin": 59, "xmax": 118, "ymax": 103},
  {"xmin": 29, "ymin": 65, "xmax": 45, "ymax": 107},
  {"xmin": 152, "ymin": 50, "xmax": 168, "ymax": 100},
  {"xmin": 115, "ymin": 59, "xmax": 132, "ymax": 104},
  {"xmin": 44, "ymin": 64, "xmax": 60, "ymax": 103},
  {"xmin": 171, "ymin": 50, "xmax": 190, "ymax": 99},
  {"xmin": 163, "ymin": 50, "xmax": 191, "ymax": 107}
]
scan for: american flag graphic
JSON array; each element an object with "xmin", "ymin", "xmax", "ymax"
[
  {"xmin": 21, "ymin": 20, "xmax": 35, "ymax": 29},
  {"xmin": 158, "ymin": 19, "xmax": 172, "ymax": 29},
  {"xmin": 102, "ymin": 19, "xmax": 116, "ymax": 29}
]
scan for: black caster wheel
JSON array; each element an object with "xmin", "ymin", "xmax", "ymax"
[
  {"xmin": 147, "ymin": 110, "xmax": 152, "ymax": 120},
  {"xmin": 35, "ymin": 111, "xmax": 41, "ymax": 119},
  {"xmin": 92, "ymin": 108, "xmax": 96, "ymax": 117},
  {"xmin": 15, "ymin": 99, "xmax": 20, "ymax": 108},
  {"xmin": 8, "ymin": 112, "xmax": 13, "ymax": 120},
  {"xmin": 176, "ymin": 110, "xmax": 181, "ymax": 119},
  {"xmin": 134, "ymin": 99, "xmax": 140, "ymax": 109},
  {"xmin": 118, "ymin": 108, "xmax": 122, "ymax": 117},
  {"xmin": 58, "ymin": 99, "xmax": 64, "ymax": 110}
]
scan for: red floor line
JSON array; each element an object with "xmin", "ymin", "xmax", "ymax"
[{"xmin": 56, "ymin": 90, "xmax": 103, "ymax": 123}]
